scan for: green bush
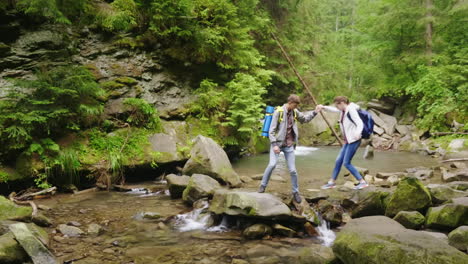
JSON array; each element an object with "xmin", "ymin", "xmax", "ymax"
[
  {"xmin": 122, "ymin": 98, "xmax": 161, "ymax": 129},
  {"xmin": 96, "ymin": 0, "xmax": 138, "ymax": 32}
]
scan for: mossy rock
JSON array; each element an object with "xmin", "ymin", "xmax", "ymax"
[
  {"xmin": 101, "ymin": 80, "xmax": 126, "ymax": 90},
  {"xmin": 0, "ymin": 196, "xmax": 32, "ymax": 221},
  {"xmin": 428, "ymin": 184, "xmax": 467, "ymax": 204},
  {"xmin": 448, "ymin": 226, "xmax": 468, "ymax": 252},
  {"xmin": 425, "ymin": 197, "xmax": 468, "ymax": 231},
  {"xmin": 385, "ymin": 177, "xmax": 432, "ymax": 217},
  {"xmin": 182, "ymin": 174, "xmax": 221, "ymax": 204},
  {"xmin": 393, "ymin": 211, "xmax": 425, "ymax": 230},
  {"xmin": 351, "ymin": 188, "xmax": 389, "ymax": 218},
  {"xmin": 0, "ymin": 232, "xmax": 28, "ymax": 263},
  {"xmin": 242, "ymin": 223, "xmax": 272, "ymax": 239},
  {"xmin": 115, "ymin": 77, "xmax": 138, "ymax": 86},
  {"xmin": 332, "ymin": 216, "xmax": 468, "ymax": 264}
]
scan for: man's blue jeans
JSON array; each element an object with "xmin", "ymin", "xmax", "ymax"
[
  {"xmin": 260, "ymin": 145, "xmax": 299, "ymax": 193},
  {"xmin": 332, "ymin": 140, "xmax": 363, "ymax": 181}
]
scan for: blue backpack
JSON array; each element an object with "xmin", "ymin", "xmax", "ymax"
[{"xmin": 347, "ymin": 110, "xmax": 374, "ymax": 139}]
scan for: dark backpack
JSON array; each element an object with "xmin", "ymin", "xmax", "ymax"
[{"xmin": 347, "ymin": 109, "xmax": 374, "ymax": 139}]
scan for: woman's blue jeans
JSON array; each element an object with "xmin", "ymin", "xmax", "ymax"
[
  {"xmin": 332, "ymin": 140, "xmax": 363, "ymax": 181},
  {"xmin": 260, "ymin": 145, "xmax": 299, "ymax": 193}
]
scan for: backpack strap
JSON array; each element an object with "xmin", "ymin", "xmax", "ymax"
[
  {"xmin": 276, "ymin": 106, "xmax": 297, "ymax": 123},
  {"xmin": 347, "ymin": 112, "xmax": 357, "ymax": 126}
]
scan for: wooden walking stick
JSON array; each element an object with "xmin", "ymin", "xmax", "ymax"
[{"xmin": 271, "ymin": 32, "xmax": 344, "ymax": 146}]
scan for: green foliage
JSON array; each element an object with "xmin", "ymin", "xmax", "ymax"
[
  {"xmin": 0, "ymin": 66, "xmax": 104, "ymax": 159},
  {"xmin": 0, "ymin": 170, "xmax": 8, "ymax": 183},
  {"xmin": 123, "ymin": 98, "xmax": 161, "ymax": 129},
  {"xmin": 55, "ymin": 148, "xmax": 81, "ymax": 186},
  {"xmin": 190, "ymin": 79, "xmax": 225, "ymax": 122},
  {"xmin": 96, "ymin": 0, "xmax": 138, "ymax": 32},
  {"xmin": 17, "ymin": 0, "xmax": 70, "ymax": 23}
]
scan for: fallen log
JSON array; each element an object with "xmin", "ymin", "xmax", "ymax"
[
  {"xmin": 9, "ymin": 223, "xmax": 58, "ymax": 264},
  {"xmin": 14, "ymin": 187, "xmax": 57, "ymax": 201},
  {"xmin": 442, "ymin": 158, "xmax": 468, "ymax": 163}
]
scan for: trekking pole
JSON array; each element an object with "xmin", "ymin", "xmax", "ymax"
[{"xmin": 271, "ymin": 32, "xmax": 344, "ymax": 146}]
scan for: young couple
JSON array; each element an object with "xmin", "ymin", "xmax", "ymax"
[{"xmin": 258, "ymin": 94, "xmax": 368, "ymax": 203}]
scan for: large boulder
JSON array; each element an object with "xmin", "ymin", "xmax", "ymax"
[
  {"xmin": 332, "ymin": 216, "xmax": 468, "ymax": 264},
  {"xmin": 393, "ymin": 211, "xmax": 425, "ymax": 230},
  {"xmin": 148, "ymin": 133, "xmax": 186, "ymax": 163},
  {"xmin": 0, "ymin": 232, "xmax": 28, "ymax": 263},
  {"xmin": 182, "ymin": 174, "xmax": 221, "ymax": 204},
  {"xmin": 209, "ymin": 190, "xmax": 291, "ymax": 219},
  {"xmin": 182, "ymin": 136, "xmax": 241, "ymax": 186},
  {"xmin": 166, "ymin": 174, "xmax": 190, "ymax": 199},
  {"xmin": 0, "ymin": 196, "xmax": 32, "ymax": 221},
  {"xmin": 426, "ymin": 197, "xmax": 468, "ymax": 230},
  {"xmin": 448, "ymin": 226, "xmax": 468, "ymax": 252},
  {"xmin": 385, "ymin": 177, "xmax": 432, "ymax": 217},
  {"xmin": 378, "ymin": 112, "xmax": 397, "ymax": 135},
  {"xmin": 427, "ymin": 184, "xmax": 467, "ymax": 204}
]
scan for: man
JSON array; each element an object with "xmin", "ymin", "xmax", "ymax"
[
  {"xmin": 317, "ymin": 96, "xmax": 368, "ymax": 190},
  {"xmin": 258, "ymin": 94, "xmax": 319, "ymax": 203}
]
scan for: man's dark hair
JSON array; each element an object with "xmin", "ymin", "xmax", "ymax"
[
  {"xmin": 287, "ymin": 94, "xmax": 301, "ymax": 104},
  {"xmin": 333, "ymin": 96, "xmax": 349, "ymax": 104}
]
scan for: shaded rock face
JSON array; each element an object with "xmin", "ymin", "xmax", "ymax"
[
  {"xmin": 448, "ymin": 226, "xmax": 468, "ymax": 252},
  {"xmin": 183, "ymin": 135, "xmax": 241, "ymax": 186},
  {"xmin": 393, "ymin": 211, "xmax": 425, "ymax": 230},
  {"xmin": 332, "ymin": 216, "xmax": 468, "ymax": 264},
  {"xmin": 349, "ymin": 188, "xmax": 389, "ymax": 218},
  {"xmin": 182, "ymin": 174, "xmax": 221, "ymax": 204},
  {"xmin": 209, "ymin": 190, "xmax": 291, "ymax": 219},
  {"xmin": 166, "ymin": 174, "xmax": 190, "ymax": 199},
  {"xmin": 426, "ymin": 197, "xmax": 468, "ymax": 231},
  {"xmin": 385, "ymin": 177, "xmax": 432, "ymax": 217}
]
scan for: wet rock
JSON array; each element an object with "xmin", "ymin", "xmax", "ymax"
[
  {"xmin": 393, "ymin": 211, "xmax": 425, "ymax": 229},
  {"xmin": 387, "ymin": 175, "xmax": 400, "ymax": 186},
  {"xmin": 31, "ymin": 213, "xmax": 52, "ymax": 227},
  {"xmin": 242, "ymin": 224, "xmax": 272, "ymax": 240},
  {"xmin": 303, "ymin": 222, "xmax": 318, "ymax": 236},
  {"xmin": 67, "ymin": 221, "xmax": 81, "ymax": 227},
  {"xmin": 375, "ymin": 172, "xmax": 406, "ymax": 179},
  {"xmin": 182, "ymin": 135, "xmax": 241, "ymax": 186},
  {"xmin": 426, "ymin": 197, "xmax": 468, "ymax": 230},
  {"xmin": 344, "ymin": 167, "xmax": 369, "ymax": 177},
  {"xmin": 0, "ymin": 232, "xmax": 28, "ymax": 263},
  {"xmin": 332, "ymin": 216, "xmax": 468, "ymax": 264},
  {"xmin": 297, "ymin": 244, "xmax": 337, "ymax": 264},
  {"xmin": 87, "ymin": 224, "xmax": 103, "ymax": 237},
  {"xmin": 316, "ymin": 200, "xmax": 342, "ymax": 227},
  {"xmin": 231, "ymin": 259, "xmax": 249, "ymax": 264},
  {"xmin": 427, "ymin": 184, "xmax": 467, "ymax": 204},
  {"xmin": 142, "ymin": 212, "xmax": 162, "ymax": 220},
  {"xmin": 182, "ymin": 174, "xmax": 221, "ymax": 204},
  {"xmin": 448, "ymin": 226, "xmax": 468, "ymax": 252},
  {"xmin": 350, "ymin": 188, "xmax": 389, "ymax": 218},
  {"xmin": 166, "ymin": 174, "xmax": 190, "ymax": 199},
  {"xmin": 240, "ymin": 176, "xmax": 253, "ymax": 183},
  {"xmin": 407, "ymin": 168, "xmax": 433, "ymax": 180},
  {"xmin": 209, "ymin": 190, "xmax": 291, "ymax": 219},
  {"xmin": 294, "ymin": 199, "xmax": 321, "ymax": 226},
  {"xmin": 0, "ymin": 196, "xmax": 32, "ymax": 221},
  {"xmin": 57, "ymin": 224, "xmax": 84, "ymax": 237},
  {"xmin": 364, "ymin": 174, "xmax": 374, "ymax": 184},
  {"xmin": 385, "ymin": 177, "xmax": 432, "ymax": 217},
  {"xmin": 442, "ymin": 168, "xmax": 468, "ymax": 182},
  {"xmin": 343, "ymin": 181, "xmax": 355, "ymax": 189},
  {"xmin": 272, "ymin": 224, "xmax": 296, "ymax": 237},
  {"xmin": 448, "ymin": 181, "xmax": 468, "ymax": 191}
]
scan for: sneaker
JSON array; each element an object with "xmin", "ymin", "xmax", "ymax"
[
  {"xmin": 258, "ymin": 185, "xmax": 266, "ymax": 193},
  {"xmin": 321, "ymin": 181, "xmax": 336, "ymax": 190},
  {"xmin": 353, "ymin": 181, "xmax": 369, "ymax": 190},
  {"xmin": 293, "ymin": 192, "xmax": 302, "ymax": 203}
]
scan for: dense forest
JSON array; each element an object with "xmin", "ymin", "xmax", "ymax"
[{"xmin": 0, "ymin": 0, "xmax": 467, "ymax": 188}]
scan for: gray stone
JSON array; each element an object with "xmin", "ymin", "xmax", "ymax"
[
  {"xmin": 426, "ymin": 197, "xmax": 468, "ymax": 230},
  {"xmin": 442, "ymin": 168, "xmax": 468, "ymax": 182},
  {"xmin": 166, "ymin": 174, "xmax": 190, "ymax": 199},
  {"xmin": 378, "ymin": 112, "xmax": 398, "ymax": 135},
  {"xmin": 9, "ymin": 223, "xmax": 56, "ymax": 264},
  {"xmin": 272, "ymin": 224, "xmax": 296, "ymax": 237},
  {"xmin": 395, "ymin": 125, "xmax": 410, "ymax": 136},
  {"xmin": 332, "ymin": 216, "xmax": 468, "ymax": 264},
  {"xmin": 183, "ymin": 135, "xmax": 241, "ymax": 186},
  {"xmin": 182, "ymin": 174, "xmax": 221, "ymax": 204},
  {"xmin": 350, "ymin": 187, "xmax": 389, "ymax": 218},
  {"xmin": 448, "ymin": 139, "xmax": 466, "ymax": 151},
  {"xmin": 375, "ymin": 172, "xmax": 406, "ymax": 179},
  {"xmin": 148, "ymin": 133, "xmax": 185, "ymax": 163},
  {"xmin": 209, "ymin": 190, "xmax": 291, "ymax": 219},
  {"xmin": 427, "ymin": 184, "xmax": 468, "ymax": 204},
  {"xmin": 87, "ymin": 223, "xmax": 103, "ymax": 237},
  {"xmin": 448, "ymin": 226, "xmax": 468, "ymax": 251},
  {"xmin": 367, "ymin": 99, "xmax": 395, "ymax": 114},
  {"xmin": 57, "ymin": 224, "xmax": 84, "ymax": 237}
]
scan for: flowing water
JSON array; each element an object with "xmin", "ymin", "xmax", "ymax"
[{"xmin": 38, "ymin": 146, "xmax": 439, "ymax": 264}]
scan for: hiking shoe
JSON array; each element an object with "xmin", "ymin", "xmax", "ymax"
[
  {"xmin": 321, "ymin": 181, "xmax": 336, "ymax": 190},
  {"xmin": 258, "ymin": 185, "xmax": 266, "ymax": 193},
  {"xmin": 293, "ymin": 192, "xmax": 302, "ymax": 203},
  {"xmin": 353, "ymin": 181, "xmax": 369, "ymax": 190}
]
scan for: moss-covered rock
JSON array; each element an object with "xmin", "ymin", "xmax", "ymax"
[
  {"xmin": 425, "ymin": 197, "xmax": 468, "ymax": 230},
  {"xmin": 332, "ymin": 216, "xmax": 468, "ymax": 264},
  {"xmin": 351, "ymin": 188, "xmax": 389, "ymax": 218},
  {"xmin": 0, "ymin": 196, "xmax": 32, "ymax": 221},
  {"xmin": 0, "ymin": 232, "xmax": 28, "ymax": 263},
  {"xmin": 385, "ymin": 177, "xmax": 432, "ymax": 217},
  {"xmin": 182, "ymin": 174, "xmax": 221, "ymax": 204},
  {"xmin": 427, "ymin": 184, "xmax": 467, "ymax": 204},
  {"xmin": 448, "ymin": 226, "xmax": 468, "ymax": 252},
  {"xmin": 242, "ymin": 223, "xmax": 272, "ymax": 239},
  {"xmin": 393, "ymin": 211, "xmax": 425, "ymax": 229}
]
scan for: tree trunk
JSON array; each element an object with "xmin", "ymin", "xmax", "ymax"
[{"xmin": 425, "ymin": 0, "xmax": 433, "ymax": 65}]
